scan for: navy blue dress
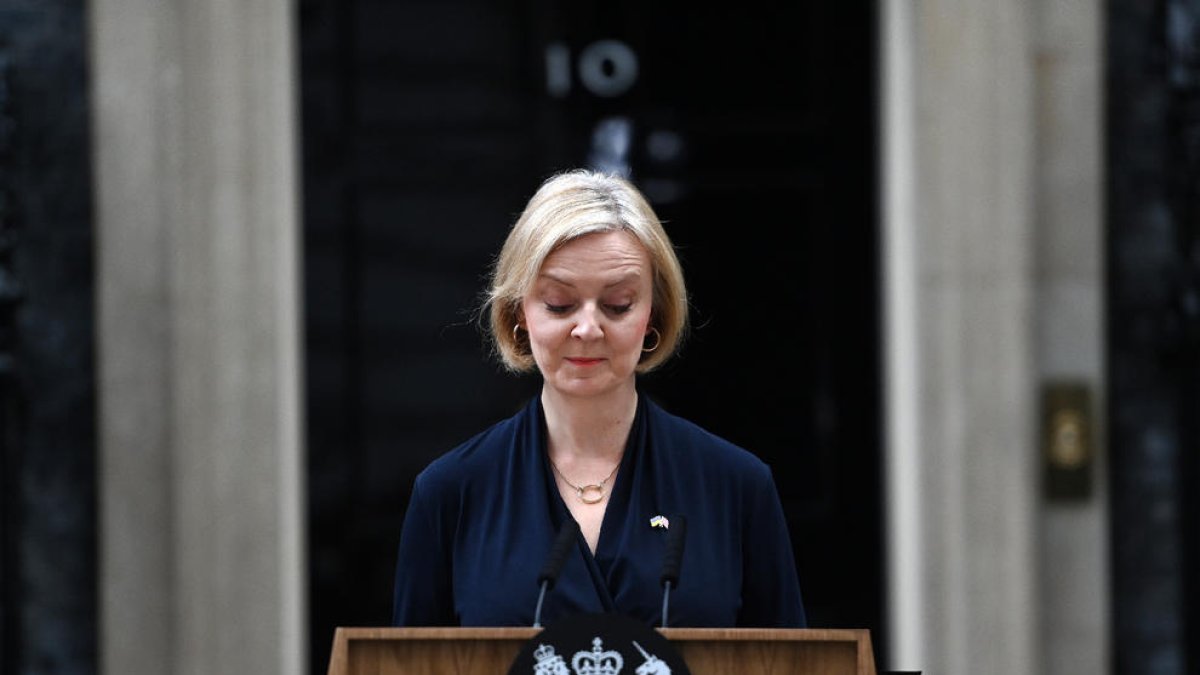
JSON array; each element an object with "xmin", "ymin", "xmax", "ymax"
[{"xmin": 391, "ymin": 392, "xmax": 806, "ymax": 628}]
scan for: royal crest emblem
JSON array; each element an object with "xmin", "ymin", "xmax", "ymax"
[
  {"xmin": 631, "ymin": 640, "xmax": 672, "ymax": 675},
  {"xmin": 509, "ymin": 613, "xmax": 689, "ymax": 675},
  {"xmin": 571, "ymin": 637, "xmax": 624, "ymax": 675},
  {"xmin": 533, "ymin": 643, "xmax": 571, "ymax": 675}
]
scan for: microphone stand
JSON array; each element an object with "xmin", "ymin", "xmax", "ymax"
[
  {"xmin": 660, "ymin": 580, "xmax": 674, "ymax": 629},
  {"xmin": 534, "ymin": 518, "xmax": 580, "ymax": 628},
  {"xmin": 658, "ymin": 515, "xmax": 687, "ymax": 629},
  {"xmin": 533, "ymin": 579, "xmax": 551, "ymax": 629}
]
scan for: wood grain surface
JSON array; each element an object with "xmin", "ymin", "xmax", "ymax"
[{"xmin": 328, "ymin": 627, "xmax": 877, "ymax": 675}]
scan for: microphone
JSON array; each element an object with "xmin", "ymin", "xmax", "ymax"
[
  {"xmin": 533, "ymin": 518, "xmax": 580, "ymax": 628},
  {"xmin": 659, "ymin": 515, "xmax": 687, "ymax": 628}
]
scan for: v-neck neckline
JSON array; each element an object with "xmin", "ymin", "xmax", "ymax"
[{"xmin": 537, "ymin": 394, "xmax": 644, "ymax": 592}]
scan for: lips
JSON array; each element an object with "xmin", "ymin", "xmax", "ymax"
[{"xmin": 565, "ymin": 357, "xmax": 605, "ymax": 366}]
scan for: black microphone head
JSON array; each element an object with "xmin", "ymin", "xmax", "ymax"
[
  {"xmin": 659, "ymin": 515, "xmax": 687, "ymax": 587},
  {"xmin": 537, "ymin": 518, "xmax": 580, "ymax": 589}
]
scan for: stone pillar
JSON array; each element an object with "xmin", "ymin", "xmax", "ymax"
[
  {"xmin": 89, "ymin": 0, "xmax": 305, "ymax": 673},
  {"xmin": 882, "ymin": 0, "xmax": 1040, "ymax": 672},
  {"xmin": 1032, "ymin": 0, "xmax": 1108, "ymax": 672}
]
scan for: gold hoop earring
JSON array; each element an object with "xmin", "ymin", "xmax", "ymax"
[
  {"xmin": 513, "ymin": 323, "xmax": 522, "ymax": 342},
  {"xmin": 642, "ymin": 327, "xmax": 661, "ymax": 353}
]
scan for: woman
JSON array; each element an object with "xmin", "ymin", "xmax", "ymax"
[{"xmin": 391, "ymin": 169, "xmax": 806, "ymax": 627}]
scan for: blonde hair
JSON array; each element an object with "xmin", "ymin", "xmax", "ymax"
[{"xmin": 486, "ymin": 169, "xmax": 688, "ymax": 373}]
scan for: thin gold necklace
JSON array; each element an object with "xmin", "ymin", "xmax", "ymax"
[{"xmin": 549, "ymin": 457, "xmax": 621, "ymax": 505}]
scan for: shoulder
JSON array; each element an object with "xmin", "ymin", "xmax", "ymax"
[{"xmin": 642, "ymin": 395, "xmax": 773, "ymax": 484}]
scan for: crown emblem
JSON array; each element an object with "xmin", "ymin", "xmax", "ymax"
[
  {"xmin": 571, "ymin": 637, "xmax": 624, "ymax": 675},
  {"xmin": 533, "ymin": 643, "xmax": 571, "ymax": 675}
]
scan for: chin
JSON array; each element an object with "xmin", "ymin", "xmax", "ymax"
[
  {"xmin": 552, "ymin": 375, "xmax": 637, "ymax": 400},
  {"xmin": 546, "ymin": 374, "xmax": 601, "ymax": 393},
  {"xmin": 553, "ymin": 383, "xmax": 609, "ymax": 399}
]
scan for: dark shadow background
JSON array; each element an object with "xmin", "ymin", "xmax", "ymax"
[
  {"xmin": 1106, "ymin": 1, "xmax": 1200, "ymax": 672},
  {"xmin": 0, "ymin": 2, "xmax": 97, "ymax": 673},
  {"xmin": 299, "ymin": 1, "xmax": 884, "ymax": 673}
]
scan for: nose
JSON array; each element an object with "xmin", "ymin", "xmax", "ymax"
[{"xmin": 570, "ymin": 303, "xmax": 604, "ymax": 340}]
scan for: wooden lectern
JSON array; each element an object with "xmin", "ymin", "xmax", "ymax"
[{"xmin": 327, "ymin": 626, "xmax": 877, "ymax": 674}]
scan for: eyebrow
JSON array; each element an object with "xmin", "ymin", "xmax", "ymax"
[{"xmin": 537, "ymin": 270, "xmax": 643, "ymax": 289}]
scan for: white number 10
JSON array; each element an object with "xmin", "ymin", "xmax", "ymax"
[{"xmin": 545, "ymin": 40, "xmax": 639, "ymax": 99}]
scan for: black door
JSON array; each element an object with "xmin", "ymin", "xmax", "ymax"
[
  {"xmin": 1107, "ymin": 2, "xmax": 1200, "ymax": 672},
  {"xmin": 0, "ymin": 4, "xmax": 97, "ymax": 673},
  {"xmin": 300, "ymin": 1, "xmax": 882, "ymax": 671}
]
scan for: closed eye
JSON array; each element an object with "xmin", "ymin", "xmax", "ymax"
[
  {"xmin": 546, "ymin": 303, "xmax": 573, "ymax": 314},
  {"xmin": 606, "ymin": 304, "xmax": 633, "ymax": 315}
]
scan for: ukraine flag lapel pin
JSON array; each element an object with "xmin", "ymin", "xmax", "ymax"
[{"xmin": 649, "ymin": 515, "xmax": 669, "ymax": 529}]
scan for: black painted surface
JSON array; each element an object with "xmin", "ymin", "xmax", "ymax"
[
  {"xmin": 0, "ymin": 1, "xmax": 96, "ymax": 674},
  {"xmin": 3, "ymin": 0, "xmax": 98, "ymax": 669},
  {"xmin": 0, "ymin": 34, "xmax": 18, "ymax": 675},
  {"xmin": 1108, "ymin": 0, "xmax": 1200, "ymax": 673},
  {"xmin": 301, "ymin": 2, "xmax": 880, "ymax": 672}
]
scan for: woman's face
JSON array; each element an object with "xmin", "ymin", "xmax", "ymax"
[{"xmin": 520, "ymin": 230, "xmax": 654, "ymax": 400}]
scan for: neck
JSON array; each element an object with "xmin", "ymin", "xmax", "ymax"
[{"xmin": 541, "ymin": 383, "xmax": 638, "ymax": 461}]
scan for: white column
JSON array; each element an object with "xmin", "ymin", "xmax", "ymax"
[
  {"xmin": 881, "ymin": 0, "xmax": 924, "ymax": 668},
  {"xmin": 882, "ymin": 0, "xmax": 1040, "ymax": 673},
  {"xmin": 1033, "ymin": 0, "xmax": 1109, "ymax": 672},
  {"xmin": 90, "ymin": 0, "xmax": 306, "ymax": 673}
]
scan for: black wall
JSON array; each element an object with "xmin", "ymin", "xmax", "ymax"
[
  {"xmin": 0, "ymin": 2, "xmax": 96, "ymax": 674},
  {"xmin": 300, "ymin": 1, "xmax": 881, "ymax": 672},
  {"xmin": 1107, "ymin": 0, "xmax": 1200, "ymax": 673}
]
